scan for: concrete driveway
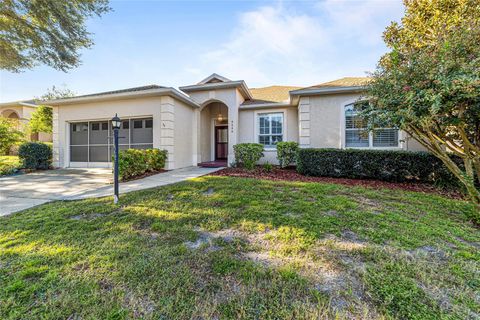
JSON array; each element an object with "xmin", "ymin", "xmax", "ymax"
[
  {"xmin": 0, "ymin": 166, "xmax": 221, "ymax": 216},
  {"xmin": 0, "ymin": 168, "xmax": 112, "ymax": 216}
]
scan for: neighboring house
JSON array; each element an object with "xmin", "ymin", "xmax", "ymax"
[
  {"xmin": 0, "ymin": 100, "xmax": 52, "ymax": 142},
  {"xmin": 44, "ymin": 73, "xmax": 425, "ymax": 169}
]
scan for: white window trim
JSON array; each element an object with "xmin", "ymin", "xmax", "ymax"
[
  {"xmin": 254, "ymin": 109, "xmax": 287, "ymax": 151},
  {"xmin": 341, "ymin": 102, "xmax": 403, "ymax": 150}
]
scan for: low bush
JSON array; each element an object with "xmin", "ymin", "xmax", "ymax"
[
  {"xmin": 233, "ymin": 143, "xmax": 264, "ymax": 170},
  {"xmin": 297, "ymin": 148, "xmax": 459, "ymax": 187},
  {"xmin": 277, "ymin": 141, "xmax": 299, "ymax": 168},
  {"xmin": 117, "ymin": 148, "xmax": 167, "ymax": 181},
  {"xmin": 263, "ymin": 162, "xmax": 273, "ymax": 172},
  {"xmin": 0, "ymin": 156, "xmax": 22, "ymax": 176},
  {"xmin": 18, "ymin": 142, "xmax": 52, "ymax": 170},
  {"xmin": 0, "ymin": 118, "xmax": 24, "ymax": 155}
]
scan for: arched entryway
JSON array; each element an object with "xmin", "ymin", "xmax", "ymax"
[
  {"xmin": 199, "ymin": 101, "xmax": 228, "ymax": 165},
  {"xmin": 1, "ymin": 109, "xmax": 20, "ymax": 119}
]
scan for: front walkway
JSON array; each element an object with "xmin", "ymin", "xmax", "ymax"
[{"xmin": 0, "ymin": 166, "xmax": 221, "ymax": 216}]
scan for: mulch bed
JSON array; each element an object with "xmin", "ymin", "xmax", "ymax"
[
  {"xmin": 121, "ymin": 169, "xmax": 167, "ymax": 183},
  {"xmin": 210, "ymin": 167, "xmax": 464, "ymax": 199}
]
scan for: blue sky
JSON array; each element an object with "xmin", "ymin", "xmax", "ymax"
[{"xmin": 0, "ymin": 0, "xmax": 404, "ymax": 102}]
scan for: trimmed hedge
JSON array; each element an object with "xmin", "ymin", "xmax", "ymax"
[
  {"xmin": 296, "ymin": 148, "xmax": 459, "ymax": 187},
  {"xmin": 233, "ymin": 143, "xmax": 264, "ymax": 170},
  {"xmin": 117, "ymin": 148, "xmax": 167, "ymax": 181},
  {"xmin": 18, "ymin": 142, "xmax": 52, "ymax": 170}
]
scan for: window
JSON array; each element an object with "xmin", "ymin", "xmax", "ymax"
[
  {"xmin": 345, "ymin": 103, "xmax": 398, "ymax": 148},
  {"xmin": 258, "ymin": 113, "xmax": 283, "ymax": 148},
  {"xmin": 133, "ymin": 120, "xmax": 143, "ymax": 129},
  {"xmin": 373, "ymin": 129, "xmax": 398, "ymax": 147},
  {"xmin": 345, "ymin": 104, "xmax": 369, "ymax": 147},
  {"xmin": 72, "ymin": 123, "xmax": 87, "ymax": 132},
  {"xmin": 69, "ymin": 117, "xmax": 153, "ymax": 163}
]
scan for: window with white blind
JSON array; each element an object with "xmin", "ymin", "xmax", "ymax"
[
  {"xmin": 345, "ymin": 103, "xmax": 398, "ymax": 148},
  {"xmin": 258, "ymin": 113, "xmax": 284, "ymax": 148}
]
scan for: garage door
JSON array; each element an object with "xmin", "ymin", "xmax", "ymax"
[{"xmin": 69, "ymin": 118, "xmax": 153, "ymax": 167}]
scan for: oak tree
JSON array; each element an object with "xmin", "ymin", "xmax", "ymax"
[{"xmin": 0, "ymin": 0, "xmax": 110, "ymax": 72}]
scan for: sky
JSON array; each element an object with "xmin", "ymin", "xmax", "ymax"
[{"xmin": 0, "ymin": 0, "xmax": 405, "ymax": 102}]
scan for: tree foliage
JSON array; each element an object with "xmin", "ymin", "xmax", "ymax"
[
  {"xmin": 39, "ymin": 85, "xmax": 76, "ymax": 101},
  {"xmin": 29, "ymin": 105, "xmax": 52, "ymax": 134},
  {"xmin": 0, "ymin": 117, "xmax": 24, "ymax": 155},
  {"xmin": 29, "ymin": 85, "xmax": 75, "ymax": 134},
  {"xmin": 0, "ymin": 0, "xmax": 110, "ymax": 72},
  {"xmin": 365, "ymin": 0, "xmax": 480, "ymax": 210}
]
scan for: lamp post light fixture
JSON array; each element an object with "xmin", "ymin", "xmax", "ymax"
[{"xmin": 111, "ymin": 114, "xmax": 121, "ymax": 204}]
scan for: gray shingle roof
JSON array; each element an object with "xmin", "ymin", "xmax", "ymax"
[
  {"xmin": 71, "ymin": 85, "xmax": 166, "ymax": 99},
  {"xmin": 249, "ymin": 85, "xmax": 302, "ymax": 103}
]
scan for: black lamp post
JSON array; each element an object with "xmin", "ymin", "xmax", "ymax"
[{"xmin": 111, "ymin": 114, "xmax": 121, "ymax": 204}]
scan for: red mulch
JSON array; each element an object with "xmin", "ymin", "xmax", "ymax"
[
  {"xmin": 210, "ymin": 167, "xmax": 464, "ymax": 199},
  {"xmin": 121, "ymin": 169, "xmax": 167, "ymax": 182}
]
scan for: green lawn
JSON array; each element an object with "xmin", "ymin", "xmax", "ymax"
[
  {"xmin": 0, "ymin": 176, "xmax": 478, "ymax": 319},
  {"xmin": 0, "ymin": 156, "xmax": 21, "ymax": 176}
]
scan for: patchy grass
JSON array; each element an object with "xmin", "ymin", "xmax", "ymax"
[
  {"xmin": 0, "ymin": 176, "xmax": 478, "ymax": 319},
  {"xmin": 0, "ymin": 156, "xmax": 21, "ymax": 176}
]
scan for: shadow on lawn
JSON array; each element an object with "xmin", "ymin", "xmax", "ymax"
[{"xmin": 0, "ymin": 175, "xmax": 478, "ymax": 319}]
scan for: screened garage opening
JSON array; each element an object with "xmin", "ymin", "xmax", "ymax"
[{"xmin": 69, "ymin": 117, "xmax": 153, "ymax": 167}]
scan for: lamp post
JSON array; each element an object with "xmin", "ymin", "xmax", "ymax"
[{"xmin": 111, "ymin": 114, "xmax": 121, "ymax": 204}]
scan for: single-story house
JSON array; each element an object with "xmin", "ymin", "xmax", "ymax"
[
  {"xmin": 44, "ymin": 73, "xmax": 425, "ymax": 169},
  {"xmin": 0, "ymin": 100, "xmax": 52, "ymax": 142}
]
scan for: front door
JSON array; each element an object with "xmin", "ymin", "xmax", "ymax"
[{"xmin": 215, "ymin": 126, "xmax": 228, "ymax": 160}]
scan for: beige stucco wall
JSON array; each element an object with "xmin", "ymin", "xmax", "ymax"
[
  {"xmin": 200, "ymin": 105, "xmax": 212, "ymax": 163},
  {"xmin": 404, "ymin": 136, "xmax": 426, "ymax": 151},
  {"xmin": 238, "ymin": 106, "xmax": 299, "ymax": 164},
  {"xmin": 300, "ymin": 94, "xmax": 427, "ymax": 152},
  {"xmin": 38, "ymin": 132, "xmax": 52, "ymax": 142},
  {"xmin": 21, "ymin": 106, "xmax": 37, "ymax": 120},
  {"xmin": 173, "ymin": 99, "xmax": 197, "ymax": 168},
  {"xmin": 53, "ymin": 97, "xmax": 163, "ymax": 168},
  {"xmin": 306, "ymin": 93, "xmax": 359, "ymax": 148}
]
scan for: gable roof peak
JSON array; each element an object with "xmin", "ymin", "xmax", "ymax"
[{"xmin": 197, "ymin": 73, "xmax": 232, "ymax": 85}]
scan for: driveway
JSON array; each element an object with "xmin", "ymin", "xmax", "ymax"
[{"xmin": 0, "ymin": 166, "xmax": 221, "ymax": 216}]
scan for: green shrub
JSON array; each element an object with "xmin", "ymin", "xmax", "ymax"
[
  {"xmin": 0, "ymin": 118, "xmax": 24, "ymax": 155},
  {"xmin": 0, "ymin": 156, "xmax": 22, "ymax": 176},
  {"xmin": 18, "ymin": 142, "xmax": 52, "ymax": 170},
  {"xmin": 117, "ymin": 148, "xmax": 167, "ymax": 181},
  {"xmin": 277, "ymin": 141, "xmax": 299, "ymax": 168},
  {"xmin": 233, "ymin": 143, "xmax": 264, "ymax": 170},
  {"xmin": 263, "ymin": 162, "xmax": 273, "ymax": 172},
  {"xmin": 145, "ymin": 149, "xmax": 168, "ymax": 171},
  {"xmin": 297, "ymin": 148, "xmax": 459, "ymax": 187}
]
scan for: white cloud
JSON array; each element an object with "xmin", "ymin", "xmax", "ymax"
[
  {"xmin": 187, "ymin": 0, "xmax": 404, "ymax": 87},
  {"xmin": 316, "ymin": 0, "xmax": 404, "ymax": 45}
]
